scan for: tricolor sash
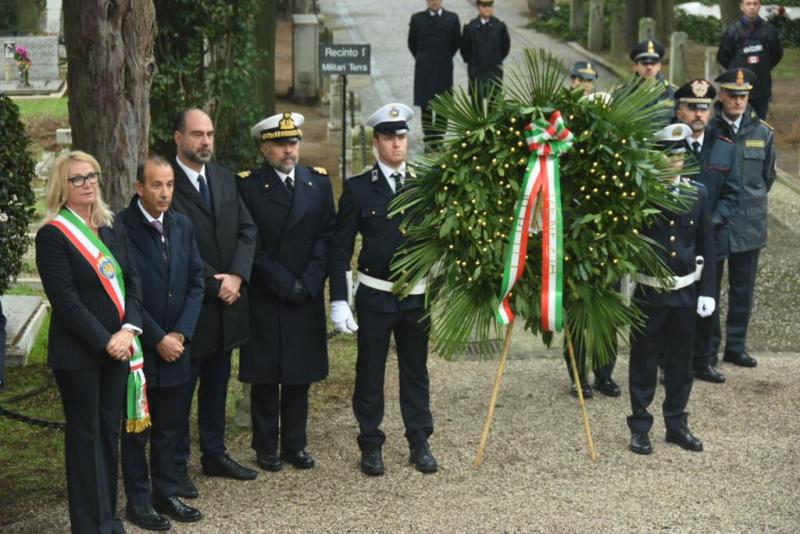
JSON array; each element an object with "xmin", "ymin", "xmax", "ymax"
[
  {"xmin": 495, "ymin": 111, "xmax": 573, "ymax": 331},
  {"xmin": 49, "ymin": 208, "xmax": 150, "ymax": 432}
]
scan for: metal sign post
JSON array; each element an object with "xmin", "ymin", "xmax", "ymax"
[{"xmin": 319, "ymin": 44, "xmax": 371, "ymax": 183}]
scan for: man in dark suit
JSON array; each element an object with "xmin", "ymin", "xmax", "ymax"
[
  {"xmin": 674, "ymin": 79, "xmax": 740, "ymax": 384},
  {"xmin": 460, "ymin": 0, "xmax": 510, "ymax": 106},
  {"xmin": 237, "ymin": 112, "xmax": 335, "ymax": 472},
  {"xmin": 627, "ymin": 124, "xmax": 717, "ymax": 456},
  {"xmin": 408, "ymin": 0, "xmax": 461, "ymax": 149},
  {"xmin": 119, "ymin": 156, "xmax": 205, "ymax": 530},
  {"xmin": 330, "ymin": 103, "xmax": 437, "ymax": 476},
  {"xmin": 170, "ymin": 109, "xmax": 258, "ymax": 494}
]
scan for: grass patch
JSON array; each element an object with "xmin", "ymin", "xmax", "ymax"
[
  {"xmin": 15, "ymin": 97, "xmax": 69, "ymax": 121},
  {"xmin": 773, "ymin": 47, "xmax": 800, "ymax": 81}
]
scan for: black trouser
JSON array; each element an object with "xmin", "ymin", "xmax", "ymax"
[
  {"xmin": 250, "ymin": 382, "xmax": 310, "ymax": 454},
  {"xmin": 421, "ymin": 102, "xmax": 447, "ymax": 149},
  {"xmin": 627, "ymin": 306, "xmax": 695, "ymax": 434},
  {"xmin": 53, "ymin": 360, "xmax": 128, "ymax": 534},
  {"xmin": 122, "ymin": 384, "xmax": 184, "ymax": 505},
  {"xmin": 468, "ymin": 77, "xmax": 500, "ymax": 111},
  {"xmin": 694, "ymin": 259, "xmax": 725, "ymax": 368},
  {"xmin": 354, "ymin": 307, "xmax": 433, "ymax": 451},
  {"xmin": 563, "ymin": 334, "xmax": 617, "ymax": 385},
  {"xmin": 175, "ymin": 349, "xmax": 232, "ymax": 469},
  {"xmin": 749, "ymin": 97, "xmax": 769, "ymax": 120},
  {"xmin": 712, "ymin": 249, "xmax": 760, "ymax": 356}
]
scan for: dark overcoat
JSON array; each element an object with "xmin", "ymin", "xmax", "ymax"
[
  {"xmin": 118, "ymin": 197, "xmax": 205, "ymax": 388},
  {"xmin": 408, "ymin": 8, "xmax": 461, "ymax": 108},
  {"xmin": 236, "ymin": 163, "xmax": 335, "ymax": 385},
  {"xmin": 460, "ymin": 16, "xmax": 510, "ymax": 83},
  {"xmin": 717, "ymin": 17, "xmax": 783, "ymax": 100},
  {"xmin": 170, "ymin": 159, "xmax": 257, "ymax": 358}
]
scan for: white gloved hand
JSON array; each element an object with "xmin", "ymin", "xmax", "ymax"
[
  {"xmin": 697, "ymin": 296, "xmax": 715, "ymax": 318},
  {"xmin": 331, "ymin": 300, "xmax": 359, "ymax": 334}
]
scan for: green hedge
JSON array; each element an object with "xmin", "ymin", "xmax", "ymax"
[{"xmin": 0, "ymin": 95, "xmax": 36, "ymax": 295}]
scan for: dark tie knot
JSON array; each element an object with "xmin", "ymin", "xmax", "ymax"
[
  {"xmin": 285, "ymin": 176, "xmax": 295, "ymax": 192},
  {"xmin": 392, "ymin": 172, "xmax": 404, "ymax": 191}
]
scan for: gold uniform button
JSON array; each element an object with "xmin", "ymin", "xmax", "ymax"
[
  {"xmin": 365, "ymin": 268, "xmax": 369, "ymax": 272},
  {"xmin": 689, "ymin": 220, "xmax": 694, "ymax": 225},
  {"xmin": 669, "ymin": 220, "xmax": 675, "ymax": 226},
  {"xmin": 371, "ymin": 210, "xmax": 376, "ymax": 215},
  {"xmin": 670, "ymin": 251, "xmax": 677, "ymax": 258},
  {"xmin": 670, "ymin": 236, "xmax": 676, "ymax": 242}
]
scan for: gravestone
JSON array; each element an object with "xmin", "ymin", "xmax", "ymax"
[
  {"xmin": 0, "ymin": 36, "xmax": 64, "ymax": 95},
  {"xmin": 0, "ymin": 295, "xmax": 48, "ymax": 368},
  {"xmin": 669, "ymin": 32, "xmax": 689, "ymax": 86},
  {"xmin": 638, "ymin": 17, "xmax": 656, "ymax": 41},
  {"xmin": 293, "ymin": 14, "xmax": 322, "ymax": 102},
  {"xmin": 45, "ymin": 0, "xmax": 63, "ymax": 34}
]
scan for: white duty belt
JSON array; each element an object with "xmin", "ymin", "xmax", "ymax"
[
  {"xmin": 356, "ymin": 271, "xmax": 427, "ymax": 295},
  {"xmin": 634, "ymin": 256, "xmax": 704, "ymax": 291}
]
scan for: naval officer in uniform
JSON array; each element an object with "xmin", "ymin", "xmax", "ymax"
[
  {"xmin": 330, "ymin": 103, "xmax": 437, "ymax": 476},
  {"xmin": 627, "ymin": 123, "xmax": 717, "ymax": 456},
  {"xmin": 237, "ymin": 113, "xmax": 336, "ymax": 472}
]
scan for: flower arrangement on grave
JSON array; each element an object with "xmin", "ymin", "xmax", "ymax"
[
  {"xmin": 13, "ymin": 45, "xmax": 32, "ymax": 87},
  {"xmin": 389, "ymin": 50, "xmax": 685, "ymax": 367}
]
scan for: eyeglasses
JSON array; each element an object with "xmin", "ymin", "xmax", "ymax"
[{"xmin": 68, "ymin": 171, "xmax": 101, "ymax": 187}]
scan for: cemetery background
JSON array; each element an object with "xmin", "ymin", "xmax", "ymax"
[{"xmin": 1, "ymin": 0, "xmax": 800, "ymax": 531}]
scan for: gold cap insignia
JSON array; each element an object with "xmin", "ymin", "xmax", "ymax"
[
  {"xmin": 672, "ymin": 126, "xmax": 684, "ymax": 137},
  {"xmin": 279, "ymin": 112, "xmax": 295, "ymax": 131},
  {"xmin": 736, "ymin": 69, "xmax": 744, "ymax": 85},
  {"xmin": 389, "ymin": 107, "xmax": 400, "ymax": 118},
  {"xmin": 647, "ymin": 41, "xmax": 655, "ymax": 54}
]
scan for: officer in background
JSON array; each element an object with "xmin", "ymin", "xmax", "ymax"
[
  {"xmin": 569, "ymin": 61, "xmax": 598, "ymax": 96},
  {"xmin": 708, "ymin": 68, "xmax": 776, "ymax": 369},
  {"xmin": 460, "ymin": 0, "xmax": 511, "ymax": 106},
  {"xmin": 627, "ymin": 123, "xmax": 716, "ymax": 456},
  {"xmin": 237, "ymin": 113, "xmax": 335, "ymax": 472},
  {"xmin": 408, "ymin": 0, "xmax": 461, "ymax": 149},
  {"xmin": 629, "ymin": 39, "xmax": 676, "ymax": 114},
  {"xmin": 717, "ymin": 0, "xmax": 783, "ymax": 119},
  {"xmin": 330, "ymin": 103, "xmax": 437, "ymax": 476},
  {"xmin": 674, "ymin": 79, "xmax": 741, "ymax": 384}
]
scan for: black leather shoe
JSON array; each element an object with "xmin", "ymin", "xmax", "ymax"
[
  {"xmin": 629, "ymin": 432, "xmax": 653, "ymax": 455},
  {"xmin": 694, "ymin": 365, "xmax": 726, "ymax": 383},
  {"xmin": 201, "ymin": 453, "xmax": 258, "ymax": 480},
  {"xmin": 409, "ymin": 442, "xmax": 438, "ymax": 473},
  {"xmin": 723, "ymin": 350, "xmax": 757, "ymax": 368},
  {"xmin": 281, "ymin": 449, "xmax": 315, "ymax": 469},
  {"xmin": 666, "ymin": 427, "xmax": 703, "ymax": 452},
  {"xmin": 360, "ymin": 448, "xmax": 385, "ymax": 476},
  {"xmin": 126, "ymin": 503, "xmax": 171, "ymax": 531},
  {"xmin": 154, "ymin": 496, "xmax": 202, "ymax": 523},
  {"xmin": 175, "ymin": 469, "xmax": 198, "ymax": 499},
  {"xmin": 593, "ymin": 377, "xmax": 621, "ymax": 397},
  {"xmin": 257, "ymin": 452, "xmax": 282, "ymax": 472},
  {"xmin": 570, "ymin": 382, "xmax": 594, "ymax": 399}
]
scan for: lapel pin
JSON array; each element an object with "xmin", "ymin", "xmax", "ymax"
[{"xmin": 371, "ymin": 169, "xmax": 378, "ymax": 182}]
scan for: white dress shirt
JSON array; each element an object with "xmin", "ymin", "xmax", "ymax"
[
  {"xmin": 175, "ymin": 155, "xmax": 207, "ymax": 193},
  {"xmin": 722, "ymin": 114, "xmax": 743, "ymax": 135},
  {"xmin": 274, "ymin": 167, "xmax": 297, "ymax": 188}
]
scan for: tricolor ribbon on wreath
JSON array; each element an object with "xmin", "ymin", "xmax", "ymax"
[
  {"xmin": 49, "ymin": 208, "xmax": 151, "ymax": 432},
  {"xmin": 495, "ymin": 111, "xmax": 574, "ymax": 331}
]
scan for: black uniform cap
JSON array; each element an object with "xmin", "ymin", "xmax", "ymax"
[
  {"xmin": 629, "ymin": 39, "xmax": 665, "ymax": 64},
  {"xmin": 570, "ymin": 61, "xmax": 598, "ymax": 81},
  {"xmin": 714, "ymin": 68, "xmax": 757, "ymax": 95},
  {"xmin": 675, "ymin": 79, "xmax": 717, "ymax": 109}
]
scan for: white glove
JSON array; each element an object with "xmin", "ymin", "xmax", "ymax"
[
  {"xmin": 331, "ymin": 300, "xmax": 359, "ymax": 334},
  {"xmin": 697, "ymin": 296, "xmax": 715, "ymax": 318}
]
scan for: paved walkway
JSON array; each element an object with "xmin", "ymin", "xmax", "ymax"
[{"xmin": 321, "ymin": 0, "xmax": 619, "ymax": 154}]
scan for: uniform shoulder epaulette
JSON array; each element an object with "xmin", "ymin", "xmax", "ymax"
[
  {"xmin": 238, "ymin": 170, "xmax": 252, "ymax": 179},
  {"xmin": 310, "ymin": 166, "xmax": 328, "ymax": 176},
  {"xmin": 760, "ymin": 119, "xmax": 774, "ymax": 130}
]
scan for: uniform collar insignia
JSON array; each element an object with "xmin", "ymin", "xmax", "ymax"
[{"xmin": 371, "ymin": 168, "xmax": 378, "ymax": 182}]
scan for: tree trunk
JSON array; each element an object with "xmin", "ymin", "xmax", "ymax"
[
  {"xmin": 624, "ymin": 0, "xmax": 645, "ymax": 53},
  {"xmin": 255, "ymin": 0, "xmax": 278, "ymax": 116},
  {"xmin": 571, "ymin": 0, "xmax": 586, "ymax": 33},
  {"xmin": 719, "ymin": 0, "xmax": 740, "ymax": 29},
  {"xmin": 654, "ymin": 0, "xmax": 674, "ymax": 49},
  {"xmin": 587, "ymin": 0, "xmax": 604, "ymax": 52},
  {"xmin": 609, "ymin": 1, "xmax": 626, "ymax": 59},
  {"xmin": 63, "ymin": 0, "xmax": 156, "ymax": 211}
]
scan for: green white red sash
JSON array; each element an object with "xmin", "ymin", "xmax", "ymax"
[
  {"xmin": 49, "ymin": 208, "xmax": 150, "ymax": 432},
  {"xmin": 495, "ymin": 111, "xmax": 574, "ymax": 331}
]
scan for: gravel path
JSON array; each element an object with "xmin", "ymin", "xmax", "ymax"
[{"xmin": 7, "ymin": 351, "xmax": 799, "ymax": 533}]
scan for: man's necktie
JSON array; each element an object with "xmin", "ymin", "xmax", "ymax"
[
  {"xmin": 692, "ymin": 141, "xmax": 701, "ymax": 157},
  {"xmin": 198, "ymin": 175, "xmax": 211, "ymax": 210},
  {"xmin": 285, "ymin": 176, "xmax": 295, "ymax": 194},
  {"xmin": 392, "ymin": 172, "xmax": 404, "ymax": 193},
  {"xmin": 149, "ymin": 220, "xmax": 168, "ymax": 265}
]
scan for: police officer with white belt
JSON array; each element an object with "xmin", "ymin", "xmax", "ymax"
[
  {"xmin": 627, "ymin": 123, "xmax": 717, "ymax": 456},
  {"xmin": 329, "ymin": 103, "xmax": 437, "ymax": 476}
]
